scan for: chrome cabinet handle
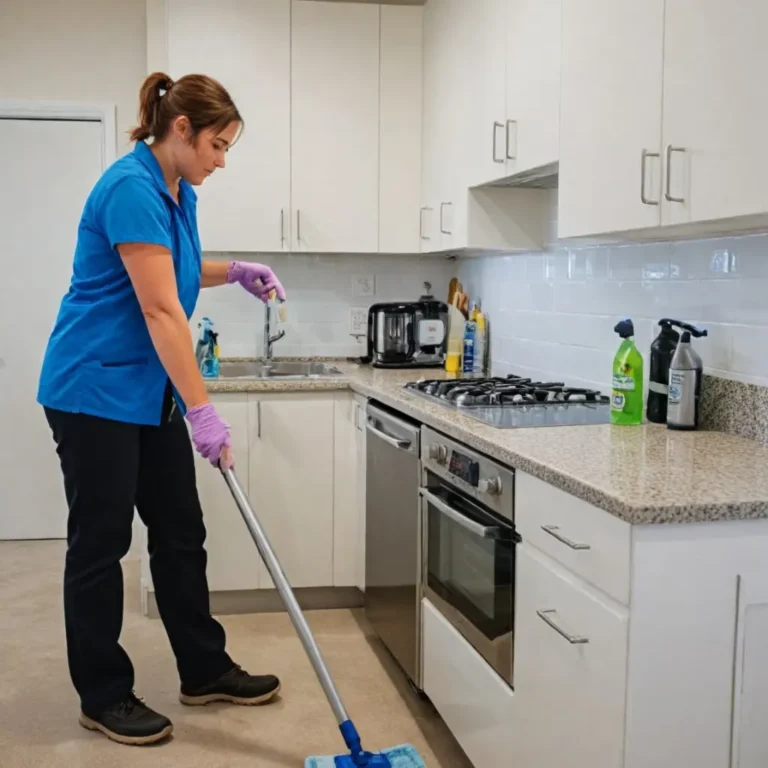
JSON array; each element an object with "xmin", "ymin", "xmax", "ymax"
[
  {"xmin": 420, "ymin": 488, "xmax": 499, "ymax": 539},
  {"xmin": 506, "ymin": 119, "xmax": 517, "ymax": 160},
  {"xmin": 541, "ymin": 525, "xmax": 591, "ymax": 550},
  {"xmin": 420, "ymin": 206, "xmax": 432, "ymax": 240},
  {"xmin": 296, "ymin": 209, "xmax": 302, "ymax": 243},
  {"xmin": 439, "ymin": 202, "xmax": 452, "ymax": 235},
  {"xmin": 640, "ymin": 149, "xmax": 660, "ymax": 206},
  {"xmin": 366, "ymin": 420, "xmax": 412, "ymax": 451},
  {"xmin": 664, "ymin": 145, "xmax": 686, "ymax": 203},
  {"xmin": 537, "ymin": 609, "xmax": 589, "ymax": 645},
  {"xmin": 280, "ymin": 208, "xmax": 285, "ymax": 248},
  {"xmin": 492, "ymin": 121, "xmax": 505, "ymax": 164},
  {"xmin": 257, "ymin": 400, "xmax": 261, "ymax": 439}
]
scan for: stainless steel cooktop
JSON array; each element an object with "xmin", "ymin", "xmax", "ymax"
[{"xmin": 404, "ymin": 375, "xmax": 611, "ymax": 429}]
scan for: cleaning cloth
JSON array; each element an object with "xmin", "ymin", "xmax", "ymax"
[{"xmin": 305, "ymin": 743, "xmax": 427, "ymax": 768}]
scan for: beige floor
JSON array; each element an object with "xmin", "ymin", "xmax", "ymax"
[{"xmin": 0, "ymin": 541, "xmax": 472, "ymax": 768}]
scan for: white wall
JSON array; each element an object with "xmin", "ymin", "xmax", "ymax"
[
  {"xmin": 459, "ymin": 191, "xmax": 768, "ymax": 392},
  {"xmin": 0, "ymin": 0, "xmax": 147, "ymax": 155},
  {"xmin": 193, "ymin": 253, "xmax": 455, "ymax": 358}
]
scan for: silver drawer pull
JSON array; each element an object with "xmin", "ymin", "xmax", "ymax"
[
  {"xmin": 541, "ymin": 525, "xmax": 591, "ymax": 551},
  {"xmin": 537, "ymin": 609, "xmax": 589, "ymax": 645}
]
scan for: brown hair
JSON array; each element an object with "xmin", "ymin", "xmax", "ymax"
[{"xmin": 129, "ymin": 72, "xmax": 243, "ymax": 143}]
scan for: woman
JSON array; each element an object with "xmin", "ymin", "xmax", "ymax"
[{"xmin": 36, "ymin": 72, "xmax": 285, "ymax": 746}]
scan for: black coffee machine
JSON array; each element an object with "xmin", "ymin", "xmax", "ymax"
[{"xmin": 362, "ymin": 284, "xmax": 448, "ymax": 368}]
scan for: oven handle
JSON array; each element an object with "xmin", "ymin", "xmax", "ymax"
[
  {"xmin": 420, "ymin": 488, "xmax": 499, "ymax": 539},
  {"xmin": 366, "ymin": 420, "xmax": 412, "ymax": 451}
]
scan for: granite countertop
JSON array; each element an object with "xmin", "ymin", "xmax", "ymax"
[{"xmin": 206, "ymin": 361, "xmax": 768, "ymax": 526}]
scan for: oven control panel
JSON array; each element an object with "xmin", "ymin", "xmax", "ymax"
[{"xmin": 420, "ymin": 427, "xmax": 514, "ymax": 521}]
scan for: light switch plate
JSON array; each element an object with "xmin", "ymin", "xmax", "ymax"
[
  {"xmin": 352, "ymin": 275, "xmax": 375, "ymax": 297},
  {"xmin": 349, "ymin": 307, "xmax": 368, "ymax": 336}
]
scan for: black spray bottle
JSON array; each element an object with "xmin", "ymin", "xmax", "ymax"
[{"xmin": 646, "ymin": 319, "xmax": 708, "ymax": 424}]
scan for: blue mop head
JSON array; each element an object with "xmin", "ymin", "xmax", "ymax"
[
  {"xmin": 305, "ymin": 721, "xmax": 426, "ymax": 768},
  {"xmin": 305, "ymin": 743, "xmax": 426, "ymax": 768}
]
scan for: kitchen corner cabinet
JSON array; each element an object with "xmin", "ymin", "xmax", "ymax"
[
  {"xmin": 162, "ymin": 0, "xmax": 422, "ymax": 254},
  {"xmin": 420, "ymin": 0, "xmax": 549, "ymax": 253},
  {"xmin": 559, "ymin": 0, "xmax": 768, "ymax": 240}
]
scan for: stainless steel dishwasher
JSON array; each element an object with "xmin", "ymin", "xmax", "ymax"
[{"xmin": 364, "ymin": 402, "xmax": 422, "ymax": 688}]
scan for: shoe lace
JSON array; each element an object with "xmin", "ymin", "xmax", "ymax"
[{"xmin": 114, "ymin": 691, "xmax": 145, "ymax": 717}]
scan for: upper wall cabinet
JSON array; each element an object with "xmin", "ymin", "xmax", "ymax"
[
  {"xmin": 163, "ymin": 0, "xmax": 423, "ymax": 254},
  {"xmin": 167, "ymin": 0, "xmax": 292, "ymax": 254},
  {"xmin": 420, "ymin": 0, "xmax": 549, "ymax": 254},
  {"xmin": 558, "ymin": 0, "xmax": 768, "ymax": 240}
]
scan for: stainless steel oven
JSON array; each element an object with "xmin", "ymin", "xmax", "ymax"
[{"xmin": 420, "ymin": 427, "xmax": 519, "ymax": 686}]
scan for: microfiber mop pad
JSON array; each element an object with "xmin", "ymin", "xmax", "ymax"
[{"xmin": 305, "ymin": 743, "xmax": 426, "ymax": 768}]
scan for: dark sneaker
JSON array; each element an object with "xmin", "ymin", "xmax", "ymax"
[
  {"xmin": 79, "ymin": 692, "xmax": 173, "ymax": 746},
  {"xmin": 180, "ymin": 664, "xmax": 281, "ymax": 706}
]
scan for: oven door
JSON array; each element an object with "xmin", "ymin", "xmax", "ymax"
[{"xmin": 420, "ymin": 472, "xmax": 519, "ymax": 686}]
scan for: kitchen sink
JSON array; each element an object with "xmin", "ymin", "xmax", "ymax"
[{"xmin": 217, "ymin": 360, "xmax": 345, "ymax": 379}]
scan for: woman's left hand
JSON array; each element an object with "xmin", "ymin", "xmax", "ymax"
[{"xmin": 226, "ymin": 261, "xmax": 286, "ymax": 302}]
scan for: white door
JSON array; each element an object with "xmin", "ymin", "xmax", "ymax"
[
  {"xmin": 167, "ymin": 0, "xmax": 291, "ymax": 253},
  {"xmin": 0, "ymin": 118, "xmax": 103, "ymax": 540},
  {"xmin": 505, "ymin": 0, "xmax": 561, "ymax": 175},
  {"xmin": 290, "ymin": 0, "xmax": 380, "ymax": 253},
  {"xmin": 248, "ymin": 394, "xmax": 334, "ymax": 588},
  {"xmin": 661, "ymin": 0, "xmax": 768, "ymax": 226},
  {"xmin": 558, "ymin": 0, "xmax": 665, "ymax": 238}
]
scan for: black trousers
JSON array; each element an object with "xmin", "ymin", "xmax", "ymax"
[{"xmin": 44, "ymin": 403, "xmax": 234, "ymax": 714}]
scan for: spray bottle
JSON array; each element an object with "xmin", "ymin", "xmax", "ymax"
[
  {"xmin": 611, "ymin": 318, "xmax": 643, "ymax": 426},
  {"xmin": 647, "ymin": 319, "xmax": 708, "ymax": 424}
]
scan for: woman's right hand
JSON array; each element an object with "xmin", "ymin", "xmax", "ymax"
[{"xmin": 185, "ymin": 402, "xmax": 234, "ymax": 469}]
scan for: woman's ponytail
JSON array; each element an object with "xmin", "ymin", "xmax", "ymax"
[
  {"xmin": 129, "ymin": 72, "xmax": 175, "ymax": 142},
  {"xmin": 128, "ymin": 71, "xmax": 241, "ymax": 145}
]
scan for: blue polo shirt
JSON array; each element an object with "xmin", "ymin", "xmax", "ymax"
[{"xmin": 37, "ymin": 141, "xmax": 202, "ymax": 425}]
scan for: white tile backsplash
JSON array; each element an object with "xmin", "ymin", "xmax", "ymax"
[
  {"xmin": 192, "ymin": 252, "xmax": 454, "ymax": 358},
  {"xmin": 460, "ymin": 195, "xmax": 768, "ymax": 391}
]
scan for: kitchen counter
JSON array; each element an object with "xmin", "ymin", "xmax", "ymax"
[{"xmin": 206, "ymin": 362, "xmax": 768, "ymax": 525}]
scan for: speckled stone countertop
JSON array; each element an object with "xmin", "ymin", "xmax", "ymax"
[{"xmin": 206, "ymin": 361, "xmax": 768, "ymax": 526}]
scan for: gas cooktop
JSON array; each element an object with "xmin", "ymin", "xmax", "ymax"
[{"xmin": 404, "ymin": 375, "xmax": 611, "ymax": 429}]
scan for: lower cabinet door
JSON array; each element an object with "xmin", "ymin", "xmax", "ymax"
[
  {"xmin": 514, "ymin": 545, "xmax": 629, "ymax": 768},
  {"xmin": 194, "ymin": 394, "xmax": 258, "ymax": 592},
  {"xmin": 422, "ymin": 598, "xmax": 515, "ymax": 768}
]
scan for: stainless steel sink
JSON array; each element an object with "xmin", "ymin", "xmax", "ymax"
[{"xmin": 217, "ymin": 360, "xmax": 345, "ymax": 379}]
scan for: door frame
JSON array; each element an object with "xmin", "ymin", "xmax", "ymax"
[{"xmin": 0, "ymin": 100, "xmax": 117, "ymax": 170}]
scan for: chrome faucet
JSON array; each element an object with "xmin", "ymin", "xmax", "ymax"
[{"xmin": 264, "ymin": 302, "xmax": 286, "ymax": 360}]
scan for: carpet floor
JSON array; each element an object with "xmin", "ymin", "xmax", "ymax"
[{"xmin": 0, "ymin": 540, "xmax": 472, "ymax": 768}]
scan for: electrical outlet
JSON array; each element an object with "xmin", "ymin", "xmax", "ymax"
[
  {"xmin": 349, "ymin": 307, "xmax": 368, "ymax": 336},
  {"xmin": 352, "ymin": 275, "xmax": 375, "ymax": 297}
]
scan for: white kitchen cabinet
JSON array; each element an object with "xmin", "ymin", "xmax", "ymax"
[
  {"xmin": 421, "ymin": 0, "xmax": 549, "ymax": 253},
  {"xmin": 166, "ymin": 0, "xmax": 291, "ymax": 253},
  {"xmin": 558, "ymin": 0, "xmax": 665, "ymax": 238},
  {"xmin": 514, "ymin": 544, "xmax": 628, "ymax": 768},
  {"xmin": 332, "ymin": 392, "xmax": 358, "ymax": 588},
  {"xmin": 731, "ymin": 567, "xmax": 768, "ymax": 768},
  {"xmin": 504, "ymin": 0, "xmax": 561, "ymax": 177},
  {"xmin": 422, "ymin": 598, "xmax": 515, "ymax": 768},
  {"xmin": 248, "ymin": 393, "xmax": 334, "ymax": 589},
  {"xmin": 290, "ymin": 0, "xmax": 379, "ymax": 254},
  {"xmin": 660, "ymin": 0, "xmax": 768, "ymax": 228},
  {"xmin": 379, "ymin": 5, "xmax": 423, "ymax": 254}
]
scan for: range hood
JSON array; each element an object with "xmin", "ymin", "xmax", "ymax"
[{"xmin": 488, "ymin": 161, "xmax": 559, "ymax": 189}]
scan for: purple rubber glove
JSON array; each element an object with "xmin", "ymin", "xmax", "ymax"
[
  {"xmin": 186, "ymin": 403, "xmax": 234, "ymax": 469},
  {"xmin": 226, "ymin": 261, "xmax": 286, "ymax": 303}
]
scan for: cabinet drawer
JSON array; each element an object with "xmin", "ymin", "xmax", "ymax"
[
  {"xmin": 516, "ymin": 472, "xmax": 631, "ymax": 604},
  {"xmin": 514, "ymin": 545, "xmax": 628, "ymax": 768},
  {"xmin": 422, "ymin": 599, "xmax": 514, "ymax": 768}
]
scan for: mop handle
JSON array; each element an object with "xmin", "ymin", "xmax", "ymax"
[{"xmin": 220, "ymin": 466, "xmax": 350, "ymax": 726}]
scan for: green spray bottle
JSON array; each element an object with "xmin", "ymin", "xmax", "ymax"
[{"xmin": 611, "ymin": 318, "xmax": 643, "ymax": 425}]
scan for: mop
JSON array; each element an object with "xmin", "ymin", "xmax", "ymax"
[{"xmin": 220, "ymin": 466, "xmax": 427, "ymax": 768}]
